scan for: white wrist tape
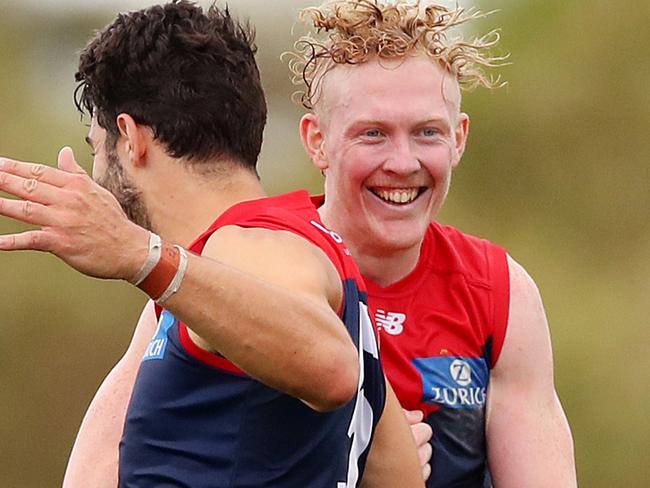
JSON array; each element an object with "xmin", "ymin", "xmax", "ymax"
[{"xmin": 130, "ymin": 232, "xmax": 163, "ymax": 286}]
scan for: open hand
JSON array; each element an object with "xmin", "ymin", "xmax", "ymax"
[{"xmin": 0, "ymin": 147, "xmax": 148, "ymax": 280}]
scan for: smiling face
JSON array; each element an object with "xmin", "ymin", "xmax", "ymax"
[{"xmin": 302, "ymin": 55, "xmax": 469, "ymax": 267}]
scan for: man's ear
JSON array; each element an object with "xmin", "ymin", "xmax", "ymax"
[
  {"xmin": 116, "ymin": 113, "xmax": 149, "ymax": 167},
  {"xmin": 452, "ymin": 113, "xmax": 470, "ymax": 168},
  {"xmin": 299, "ymin": 113, "xmax": 328, "ymax": 171}
]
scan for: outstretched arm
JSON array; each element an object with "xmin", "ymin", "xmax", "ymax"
[
  {"xmin": 486, "ymin": 255, "xmax": 577, "ymax": 487},
  {"xmin": 0, "ymin": 151, "xmax": 358, "ymax": 412},
  {"xmin": 63, "ymin": 301, "xmax": 156, "ymax": 488}
]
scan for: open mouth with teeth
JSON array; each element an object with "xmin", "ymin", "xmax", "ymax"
[{"xmin": 369, "ymin": 187, "xmax": 427, "ymax": 205}]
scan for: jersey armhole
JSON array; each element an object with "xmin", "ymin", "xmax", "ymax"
[
  {"xmin": 488, "ymin": 246, "xmax": 510, "ymax": 368},
  {"xmin": 225, "ymin": 217, "xmax": 349, "ymax": 319},
  {"xmin": 182, "ymin": 210, "xmax": 349, "ymax": 373},
  {"xmin": 178, "ymin": 322, "xmax": 246, "ymax": 375}
]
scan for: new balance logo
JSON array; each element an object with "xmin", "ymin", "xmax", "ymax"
[{"xmin": 375, "ymin": 310, "xmax": 406, "ymax": 336}]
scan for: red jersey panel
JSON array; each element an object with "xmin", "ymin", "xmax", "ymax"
[
  {"xmin": 367, "ymin": 222, "xmax": 509, "ymax": 412},
  {"xmin": 365, "ymin": 221, "xmax": 509, "ymax": 488},
  {"xmin": 123, "ymin": 191, "xmax": 385, "ymax": 488}
]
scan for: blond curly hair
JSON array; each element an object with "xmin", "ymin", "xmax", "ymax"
[{"xmin": 287, "ymin": 0, "xmax": 508, "ymax": 108}]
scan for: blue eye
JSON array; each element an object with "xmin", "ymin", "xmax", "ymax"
[
  {"xmin": 421, "ymin": 127, "xmax": 439, "ymax": 137},
  {"xmin": 365, "ymin": 129, "xmax": 382, "ymax": 137}
]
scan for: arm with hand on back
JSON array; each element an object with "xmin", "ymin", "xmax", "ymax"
[
  {"xmin": 361, "ymin": 383, "xmax": 426, "ymax": 487},
  {"xmin": 63, "ymin": 301, "xmax": 157, "ymax": 488},
  {"xmin": 404, "ymin": 408, "xmax": 433, "ymax": 481},
  {"xmin": 486, "ymin": 255, "xmax": 577, "ymax": 487}
]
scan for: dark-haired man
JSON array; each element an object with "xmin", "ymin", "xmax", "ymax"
[{"xmin": 0, "ymin": 2, "xmax": 423, "ymax": 487}]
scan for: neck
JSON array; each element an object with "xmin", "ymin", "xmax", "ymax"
[
  {"xmin": 349, "ymin": 243, "xmax": 422, "ymax": 288},
  {"xmin": 140, "ymin": 159, "xmax": 265, "ymax": 247},
  {"xmin": 318, "ymin": 206, "xmax": 422, "ymax": 288}
]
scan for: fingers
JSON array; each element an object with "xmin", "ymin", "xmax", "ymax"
[
  {"xmin": 422, "ymin": 462, "xmax": 432, "ymax": 482},
  {"xmin": 410, "ymin": 420, "xmax": 433, "ymax": 446},
  {"xmin": 0, "ymin": 169, "xmax": 62, "ymax": 205},
  {"xmin": 0, "ymin": 230, "xmax": 51, "ymax": 251},
  {"xmin": 403, "ymin": 408, "xmax": 425, "ymax": 424},
  {"xmin": 411, "ymin": 421, "xmax": 432, "ymax": 481},
  {"xmin": 58, "ymin": 147, "xmax": 87, "ymax": 175},
  {"xmin": 417, "ymin": 437, "xmax": 433, "ymax": 465},
  {"xmin": 404, "ymin": 408, "xmax": 433, "ymax": 480},
  {"xmin": 0, "ymin": 156, "xmax": 71, "ymax": 188},
  {"xmin": 0, "ymin": 197, "xmax": 53, "ymax": 226}
]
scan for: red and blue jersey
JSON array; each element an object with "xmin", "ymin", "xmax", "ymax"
[
  {"xmin": 118, "ymin": 191, "xmax": 386, "ymax": 488},
  {"xmin": 366, "ymin": 221, "xmax": 510, "ymax": 488}
]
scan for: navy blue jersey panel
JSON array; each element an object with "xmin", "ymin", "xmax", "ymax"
[
  {"xmin": 119, "ymin": 193, "xmax": 387, "ymax": 487},
  {"xmin": 426, "ymin": 407, "xmax": 490, "ymax": 488}
]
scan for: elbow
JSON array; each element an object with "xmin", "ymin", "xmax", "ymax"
[
  {"xmin": 312, "ymin": 372, "xmax": 358, "ymax": 413},
  {"xmin": 308, "ymin": 344, "xmax": 359, "ymax": 413}
]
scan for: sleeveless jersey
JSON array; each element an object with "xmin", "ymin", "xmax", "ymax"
[
  {"xmin": 119, "ymin": 191, "xmax": 386, "ymax": 488},
  {"xmin": 365, "ymin": 221, "xmax": 509, "ymax": 488}
]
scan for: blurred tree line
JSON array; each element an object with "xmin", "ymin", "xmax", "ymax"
[{"xmin": 0, "ymin": 1, "xmax": 648, "ymax": 486}]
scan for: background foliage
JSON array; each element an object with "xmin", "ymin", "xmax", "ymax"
[{"xmin": 1, "ymin": 1, "xmax": 648, "ymax": 486}]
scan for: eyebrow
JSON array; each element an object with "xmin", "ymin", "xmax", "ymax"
[
  {"xmin": 346, "ymin": 117, "xmax": 452, "ymax": 133},
  {"xmin": 419, "ymin": 118, "xmax": 452, "ymax": 132}
]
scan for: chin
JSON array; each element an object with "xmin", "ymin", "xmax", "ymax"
[{"xmin": 368, "ymin": 226, "xmax": 425, "ymax": 254}]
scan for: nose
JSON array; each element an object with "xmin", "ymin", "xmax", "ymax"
[{"xmin": 381, "ymin": 137, "xmax": 421, "ymax": 175}]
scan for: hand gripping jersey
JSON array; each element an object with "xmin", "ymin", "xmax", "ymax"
[
  {"xmin": 119, "ymin": 191, "xmax": 385, "ymax": 488},
  {"xmin": 365, "ymin": 222, "xmax": 509, "ymax": 488}
]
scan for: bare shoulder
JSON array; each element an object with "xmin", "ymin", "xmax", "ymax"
[
  {"xmin": 203, "ymin": 225, "xmax": 342, "ymax": 311},
  {"xmin": 493, "ymin": 254, "xmax": 554, "ymax": 384},
  {"xmin": 505, "ymin": 254, "xmax": 548, "ymax": 338},
  {"xmin": 506, "ymin": 254, "xmax": 543, "ymax": 307},
  {"xmin": 487, "ymin": 262, "xmax": 577, "ymax": 487}
]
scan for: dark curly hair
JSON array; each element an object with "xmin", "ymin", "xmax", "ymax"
[{"xmin": 75, "ymin": 0, "xmax": 267, "ymax": 172}]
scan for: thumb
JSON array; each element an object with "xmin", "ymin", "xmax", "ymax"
[
  {"xmin": 58, "ymin": 147, "xmax": 87, "ymax": 175},
  {"xmin": 403, "ymin": 409, "xmax": 424, "ymax": 425}
]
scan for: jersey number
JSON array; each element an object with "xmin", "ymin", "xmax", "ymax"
[{"xmin": 338, "ymin": 302, "xmax": 380, "ymax": 488}]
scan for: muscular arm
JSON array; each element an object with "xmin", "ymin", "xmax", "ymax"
[
  {"xmin": 361, "ymin": 383, "xmax": 425, "ymax": 488},
  {"xmin": 486, "ymin": 256, "xmax": 577, "ymax": 487},
  {"xmin": 0, "ymin": 154, "xmax": 358, "ymax": 413},
  {"xmin": 61, "ymin": 229, "xmax": 359, "ymax": 486},
  {"xmin": 164, "ymin": 225, "xmax": 359, "ymax": 412},
  {"xmin": 63, "ymin": 301, "xmax": 157, "ymax": 488}
]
